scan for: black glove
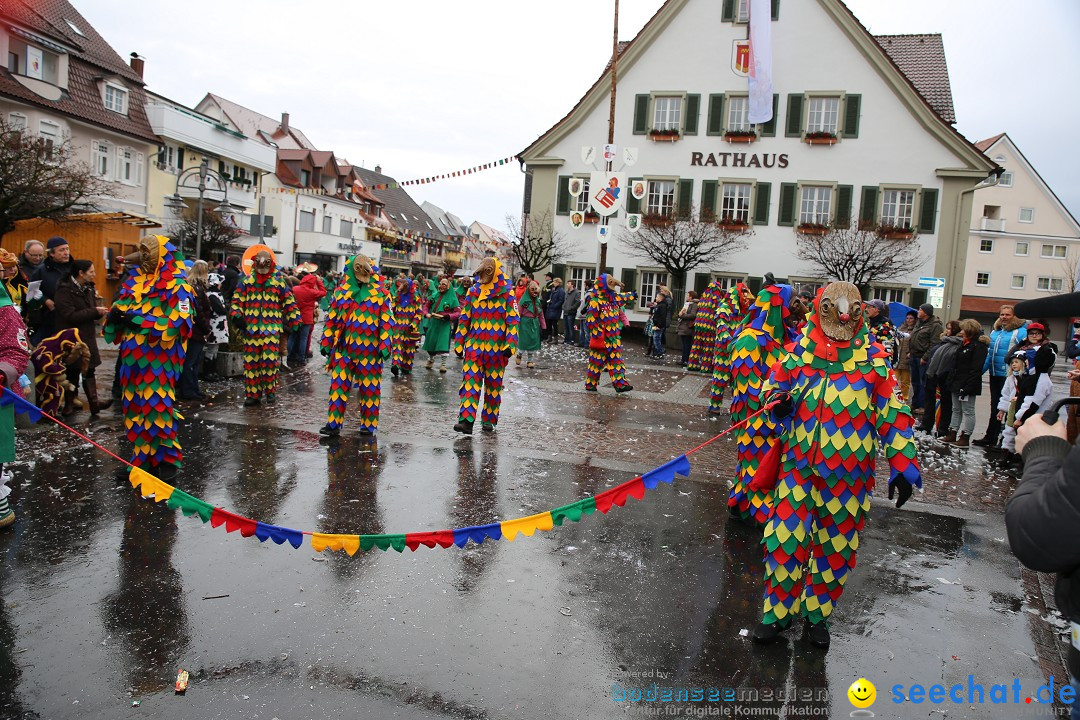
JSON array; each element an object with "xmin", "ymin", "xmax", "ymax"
[
  {"xmin": 106, "ymin": 307, "xmax": 124, "ymax": 326},
  {"xmin": 771, "ymin": 392, "xmax": 795, "ymax": 420},
  {"xmin": 455, "ymin": 347, "xmax": 464, "ymax": 358},
  {"xmin": 502, "ymin": 348, "xmax": 513, "ymax": 358},
  {"xmin": 320, "ymin": 345, "xmax": 331, "ymax": 358},
  {"xmin": 126, "ymin": 312, "xmax": 142, "ymax": 329},
  {"xmin": 888, "ymin": 477, "xmax": 913, "ymax": 509}
]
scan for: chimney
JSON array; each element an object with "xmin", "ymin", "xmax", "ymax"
[
  {"xmin": 129, "ymin": 52, "xmax": 144, "ymax": 78},
  {"xmin": 374, "ymin": 164, "xmax": 382, "ymax": 174},
  {"xmin": 281, "ymin": 112, "xmax": 290, "ymax": 134}
]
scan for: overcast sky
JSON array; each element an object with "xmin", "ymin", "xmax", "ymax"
[{"xmin": 79, "ymin": 0, "xmax": 1080, "ymax": 233}]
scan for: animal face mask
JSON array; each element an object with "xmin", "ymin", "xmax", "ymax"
[
  {"xmin": 352, "ymin": 255, "xmax": 373, "ymax": 283},
  {"xmin": 252, "ymin": 251, "xmax": 273, "ymax": 276},
  {"xmin": 477, "ymin": 259, "xmax": 495, "ymax": 285},
  {"xmin": 124, "ymin": 238, "xmax": 160, "ymax": 276},
  {"xmin": 816, "ymin": 282, "xmax": 863, "ymax": 341}
]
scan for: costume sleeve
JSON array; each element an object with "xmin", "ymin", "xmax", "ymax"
[
  {"xmin": 998, "ymin": 378, "xmax": 1016, "ymax": 412},
  {"xmin": 281, "ymin": 284, "xmax": 301, "ymax": 332},
  {"xmin": 1018, "ymin": 376, "xmax": 1054, "ymax": 423},
  {"xmin": 503, "ymin": 292, "xmax": 520, "ymax": 352},
  {"xmin": 320, "ymin": 294, "xmax": 341, "ymax": 352},
  {"xmin": 228, "ymin": 283, "xmax": 246, "ymax": 324},
  {"xmin": 453, "ymin": 293, "xmax": 473, "ymax": 355},
  {"xmin": 0, "ymin": 306, "xmax": 29, "ymax": 386},
  {"xmin": 872, "ymin": 365, "xmax": 922, "ymax": 489},
  {"xmin": 379, "ymin": 295, "xmax": 395, "ymax": 358}
]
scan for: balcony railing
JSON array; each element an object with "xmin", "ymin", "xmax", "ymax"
[{"xmin": 981, "ymin": 217, "xmax": 1006, "ymax": 232}]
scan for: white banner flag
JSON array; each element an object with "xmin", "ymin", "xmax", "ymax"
[{"xmin": 748, "ymin": 0, "xmax": 773, "ymax": 124}]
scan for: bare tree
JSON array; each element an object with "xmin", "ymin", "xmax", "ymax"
[
  {"xmin": 0, "ymin": 117, "xmax": 107, "ymax": 238},
  {"xmin": 795, "ymin": 219, "xmax": 925, "ymax": 296},
  {"xmin": 168, "ymin": 206, "xmax": 242, "ymax": 261},
  {"xmin": 618, "ymin": 206, "xmax": 750, "ymax": 305},
  {"xmin": 1060, "ymin": 254, "xmax": 1080, "ymax": 294},
  {"xmin": 505, "ymin": 210, "xmax": 575, "ymax": 276}
]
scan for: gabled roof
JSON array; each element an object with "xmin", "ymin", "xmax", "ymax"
[
  {"xmin": 353, "ymin": 166, "xmax": 447, "ymax": 241},
  {"xmin": 471, "ymin": 221, "xmax": 511, "ymax": 245},
  {"xmin": 873, "ymin": 34, "xmax": 956, "ymax": 124},
  {"xmin": 0, "ymin": 0, "xmax": 157, "ymax": 142},
  {"xmin": 977, "ymin": 133, "xmax": 1080, "ymax": 234},
  {"xmin": 421, "ymin": 201, "xmax": 469, "ymax": 238},
  {"xmin": 974, "ymin": 133, "xmax": 1005, "ymax": 153},
  {"xmin": 199, "ymin": 93, "xmax": 317, "ymax": 150}
]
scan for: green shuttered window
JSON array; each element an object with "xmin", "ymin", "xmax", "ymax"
[
  {"xmin": 919, "ymin": 188, "xmax": 939, "ymax": 234},
  {"xmin": 785, "ymin": 94, "xmax": 804, "ymax": 137},
  {"xmin": 633, "ymin": 94, "xmax": 649, "ymax": 135},
  {"xmin": 754, "ymin": 182, "xmax": 772, "ymax": 225},
  {"xmin": 778, "ymin": 182, "xmax": 797, "ymax": 226},
  {"xmin": 684, "ymin": 94, "xmax": 700, "ymax": 135},
  {"xmin": 556, "ymin": 176, "xmax": 571, "ymax": 215}
]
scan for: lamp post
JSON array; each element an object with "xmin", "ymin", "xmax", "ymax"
[{"xmin": 164, "ymin": 156, "xmax": 238, "ymax": 260}]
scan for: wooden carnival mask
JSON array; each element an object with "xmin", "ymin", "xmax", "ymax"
[{"xmin": 816, "ymin": 282, "xmax": 863, "ymax": 341}]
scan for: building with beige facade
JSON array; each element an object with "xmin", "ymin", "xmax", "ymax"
[{"xmin": 961, "ymin": 133, "xmax": 1080, "ymax": 336}]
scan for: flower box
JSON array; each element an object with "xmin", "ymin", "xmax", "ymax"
[
  {"xmin": 719, "ymin": 221, "xmax": 750, "ymax": 232},
  {"xmin": 804, "ymin": 132, "xmax": 838, "ymax": 146},
  {"xmin": 643, "ymin": 213, "xmax": 675, "ymax": 227},
  {"xmin": 878, "ymin": 226, "xmax": 915, "ymax": 240},
  {"xmin": 796, "ymin": 223, "xmax": 829, "ymax": 236},
  {"xmin": 648, "ymin": 130, "xmax": 681, "ymax": 142},
  {"xmin": 723, "ymin": 131, "xmax": 757, "ymax": 144}
]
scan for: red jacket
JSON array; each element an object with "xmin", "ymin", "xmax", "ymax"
[{"xmin": 292, "ymin": 274, "xmax": 327, "ymax": 325}]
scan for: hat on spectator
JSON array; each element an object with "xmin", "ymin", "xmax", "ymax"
[{"xmin": 46, "ymin": 236, "xmax": 68, "ymax": 249}]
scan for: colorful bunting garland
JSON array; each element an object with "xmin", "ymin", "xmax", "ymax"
[{"xmin": 268, "ymin": 156, "xmax": 518, "ymax": 195}]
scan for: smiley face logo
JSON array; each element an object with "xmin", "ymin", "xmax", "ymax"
[{"xmin": 848, "ymin": 678, "xmax": 876, "ymax": 709}]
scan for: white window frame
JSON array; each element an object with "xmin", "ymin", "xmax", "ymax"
[
  {"xmin": 998, "ymin": 171, "xmax": 1014, "ymax": 188},
  {"xmin": 726, "ymin": 95, "xmax": 752, "ymax": 133},
  {"xmin": 720, "ymin": 181, "xmax": 753, "ymax": 224},
  {"xmin": 975, "ymin": 272, "xmax": 990, "ymax": 287},
  {"xmin": 652, "ymin": 95, "xmax": 683, "ymax": 133},
  {"xmin": 321, "ymin": 215, "xmax": 332, "ymax": 234},
  {"xmin": 339, "ymin": 219, "xmax": 353, "ymax": 239},
  {"xmin": 1041, "ymin": 244, "xmax": 1067, "ymax": 259},
  {"xmin": 805, "ymin": 95, "xmax": 841, "ymax": 135},
  {"xmin": 1037, "ymin": 277, "xmax": 1064, "ymax": 292},
  {"xmin": 568, "ymin": 265, "xmax": 597, "ymax": 290},
  {"xmin": 645, "ymin": 179, "xmax": 677, "ymax": 217},
  {"xmin": 93, "ymin": 139, "xmax": 111, "ymax": 179},
  {"xmin": 638, "ymin": 269, "xmax": 669, "ymax": 310},
  {"xmin": 1011, "ymin": 275, "xmax": 1026, "ymax": 290},
  {"xmin": 115, "ymin": 146, "xmax": 142, "ymax": 186},
  {"xmin": 978, "ymin": 238, "xmax": 994, "ymax": 253},
  {"xmin": 1019, "ymin": 207, "xmax": 1035, "ymax": 224},
  {"xmin": 789, "ymin": 278, "xmax": 826, "ymax": 297},
  {"xmin": 572, "ymin": 177, "xmax": 591, "ymax": 213},
  {"xmin": 710, "ymin": 274, "xmax": 745, "ymax": 290},
  {"xmin": 298, "ymin": 209, "xmax": 315, "ymax": 232},
  {"xmin": 7, "ymin": 112, "xmax": 27, "ymax": 132},
  {"xmin": 38, "ymin": 120, "xmax": 60, "ymax": 158},
  {"xmin": 880, "ymin": 187, "xmax": 917, "ymax": 229},
  {"xmin": 104, "ymin": 83, "xmax": 128, "ymax": 115},
  {"xmin": 872, "ymin": 286, "xmax": 906, "ymax": 304},
  {"xmin": 798, "ymin": 184, "xmax": 833, "ymax": 226},
  {"xmin": 1015, "ymin": 241, "xmax": 1029, "ymax": 256},
  {"xmin": 735, "ymin": 0, "xmax": 750, "ymax": 22}
]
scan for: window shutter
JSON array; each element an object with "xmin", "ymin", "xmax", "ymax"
[
  {"xmin": 746, "ymin": 276, "xmax": 764, "ymax": 295},
  {"xmin": 621, "ymin": 268, "xmax": 637, "ymax": 294},
  {"xmin": 552, "ymin": 263, "xmax": 566, "ymax": 280},
  {"xmin": 633, "ymin": 94, "xmax": 649, "ymax": 135},
  {"xmin": 136, "ymin": 153, "xmax": 144, "ymax": 185},
  {"xmin": 859, "ymin": 186, "xmax": 879, "ymax": 227},
  {"xmin": 785, "ymin": 94, "xmax": 804, "ymax": 137},
  {"xmin": 694, "ymin": 273, "xmax": 711, "ymax": 294},
  {"xmin": 919, "ymin": 188, "xmax": 939, "ymax": 234},
  {"xmin": 684, "ymin": 94, "xmax": 700, "ymax": 135},
  {"xmin": 706, "ymin": 94, "xmax": 725, "ymax": 136},
  {"xmin": 701, "ymin": 180, "xmax": 718, "ymax": 220},
  {"xmin": 627, "ymin": 178, "xmax": 642, "ymax": 214},
  {"xmin": 771, "ymin": 0, "xmax": 780, "ymax": 20},
  {"xmin": 835, "ymin": 185, "xmax": 853, "ymax": 227},
  {"xmin": 677, "ymin": 179, "xmax": 694, "ymax": 218},
  {"xmin": 842, "ymin": 94, "xmax": 861, "ymax": 138},
  {"xmin": 722, "ymin": 0, "xmax": 735, "ymax": 22},
  {"xmin": 778, "ymin": 182, "xmax": 797, "ymax": 226},
  {"xmin": 753, "ymin": 182, "xmax": 772, "ymax": 225},
  {"xmin": 759, "ymin": 94, "xmax": 780, "ymax": 137},
  {"xmin": 556, "ymin": 175, "xmax": 571, "ymax": 215}
]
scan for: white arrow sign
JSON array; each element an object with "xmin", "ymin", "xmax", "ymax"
[{"xmin": 917, "ymin": 277, "xmax": 946, "ymax": 288}]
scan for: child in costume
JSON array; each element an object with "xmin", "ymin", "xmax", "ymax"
[
  {"xmin": 751, "ymin": 282, "xmax": 920, "ymax": 649},
  {"xmin": 583, "ymin": 274, "xmax": 635, "ymax": 393},
  {"xmin": 997, "ymin": 351, "xmax": 1029, "ymax": 465},
  {"xmin": 390, "ymin": 276, "xmax": 422, "ymax": 377},
  {"xmin": 1006, "ymin": 344, "xmax": 1056, "ymax": 447},
  {"xmin": 453, "ymin": 257, "xmax": 518, "ymax": 434},
  {"xmin": 708, "ymin": 282, "xmax": 754, "ymax": 414},
  {"xmin": 727, "ymin": 283, "xmax": 797, "ymax": 521},
  {"xmin": 686, "ymin": 279, "xmax": 728, "ymax": 373},
  {"xmin": 319, "ymin": 255, "xmax": 394, "ymax": 437},
  {"xmin": 517, "ymin": 280, "xmax": 543, "ymax": 368},
  {"xmin": 30, "ymin": 329, "xmax": 89, "ymax": 416},
  {"xmin": 229, "ymin": 249, "xmax": 300, "ymax": 406},
  {"xmin": 103, "ymin": 235, "xmax": 193, "ymax": 478},
  {"xmin": 422, "ymin": 276, "xmax": 461, "ymax": 373}
]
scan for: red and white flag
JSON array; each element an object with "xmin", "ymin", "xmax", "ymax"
[{"xmin": 748, "ymin": 0, "xmax": 773, "ymax": 124}]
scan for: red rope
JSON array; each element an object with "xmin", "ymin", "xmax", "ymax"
[
  {"xmin": 683, "ymin": 400, "xmax": 777, "ymax": 457},
  {"xmin": 28, "ymin": 402, "xmax": 134, "ymax": 468}
]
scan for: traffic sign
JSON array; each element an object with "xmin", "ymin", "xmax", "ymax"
[{"xmin": 918, "ymin": 277, "xmax": 946, "ymax": 288}]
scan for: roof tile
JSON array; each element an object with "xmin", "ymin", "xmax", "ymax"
[{"xmin": 873, "ymin": 33, "xmax": 956, "ymax": 124}]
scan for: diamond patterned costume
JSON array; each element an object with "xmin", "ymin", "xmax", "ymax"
[
  {"xmin": 321, "ymin": 259, "xmax": 394, "ymax": 433},
  {"xmin": 583, "ymin": 274, "xmax": 635, "ymax": 391},
  {"xmin": 454, "ymin": 260, "xmax": 518, "ymax": 428},
  {"xmin": 728, "ymin": 284, "xmax": 795, "ymax": 520},
  {"xmin": 708, "ymin": 282, "xmax": 752, "ymax": 412},
  {"xmin": 229, "ymin": 263, "xmax": 300, "ymax": 402},
  {"xmin": 686, "ymin": 280, "xmax": 728, "ymax": 372},
  {"xmin": 391, "ymin": 278, "xmax": 422, "ymax": 373},
  {"xmin": 103, "ymin": 235, "xmax": 192, "ymax": 470},
  {"xmin": 758, "ymin": 290, "xmax": 921, "ymax": 629}
]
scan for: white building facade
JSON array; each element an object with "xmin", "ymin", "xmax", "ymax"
[{"xmin": 519, "ymin": 0, "xmax": 995, "ymax": 323}]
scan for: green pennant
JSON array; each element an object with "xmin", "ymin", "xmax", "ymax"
[
  {"xmin": 550, "ymin": 498, "xmax": 597, "ymax": 527},
  {"xmin": 360, "ymin": 534, "xmax": 407, "ymax": 552},
  {"xmin": 166, "ymin": 489, "xmax": 213, "ymax": 522}
]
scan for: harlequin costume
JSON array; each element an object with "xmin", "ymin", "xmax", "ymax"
[
  {"xmin": 751, "ymin": 282, "xmax": 920, "ymax": 649},
  {"xmin": 390, "ymin": 277, "xmax": 422, "ymax": 376},
  {"xmin": 727, "ymin": 283, "xmax": 796, "ymax": 521},
  {"xmin": 453, "ymin": 258, "xmax": 518, "ymax": 434},
  {"xmin": 103, "ymin": 235, "xmax": 193, "ymax": 475},
  {"xmin": 708, "ymin": 282, "xmax": 752, "ymax": 414},
  {"xmin": 0, "ymin": 281, "xmax": 29, "ymax": 528},
  {"xmin": 228, "ymin": 250, "xmax": 300, "ymax": 406},
  {"xmin": 30, "ymin": 329, "xmax": 89, "ymax": 416},
  {"xmin": 583, "ymin": 274, "xmax": 635, "ymax": 393},
  {"xmin": 686, "ymin": 280, "xmax": 728, "ymax": 373},
  {"xmin": 319, "ymin": 255, "xmax": 394, "ymax": 437}
]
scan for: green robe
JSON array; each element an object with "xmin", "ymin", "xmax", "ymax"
[
  {"xmin": 518, "ymin": 293, "xmax": 542, "ymax": 352},
  {"xmin": 422, "ymin": 289, "xmax": 460, "ymax": 354}
]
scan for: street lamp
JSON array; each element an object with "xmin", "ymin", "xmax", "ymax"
[{"xmin": 164, "ymin": 156, "xmax": 239, "ymax": 260}]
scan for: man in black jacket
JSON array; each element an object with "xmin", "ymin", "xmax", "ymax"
[
  {"xmin": 1009, "ymin": 412, "xmax": 1080, "ymax": 714},
  {"xmin": 222, "ymin": 255, "xmax": 242, "ymax": 305},
  {"xmin": 28, "ymin": 236, "xmax": 72, "ymax": 344},
  {"xmin": 650, "ymin": 289, "xmax": 672, "ymax": 359}
]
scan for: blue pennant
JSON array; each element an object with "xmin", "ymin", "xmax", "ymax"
[
  {"xmin": 640, "ymin": 455, "xmax": 692, "ymax": 489},
  {"xmin": 452, "ymin": 523, "xmax": 503, "ymax": 548},
  {"xmin": 254, "ymin": 522, "xmax": 304, "ymax": 549},
  {"xmin": 0, "ymin": 388, "xmax": 43, "ymax": 422}
]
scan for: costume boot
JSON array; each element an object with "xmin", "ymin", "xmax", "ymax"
[{"xmin": 83, "ymin": 378, "xmax": 112, "ymax": 415}]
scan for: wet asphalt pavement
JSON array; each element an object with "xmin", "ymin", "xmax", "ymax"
[{"xmin": 0, "ymin": 339, "xmax": 1072, "ymax": 719}]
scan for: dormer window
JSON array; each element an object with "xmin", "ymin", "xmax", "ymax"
[
  {"xmin": 64, "ymin": 19, "xmax": 85, "ymax": 36},
  {"xmin": 104, "ymin": 83, "xmax": 128, "ymax": 114},
  {"xmin": 7, "ymin": 39, "xmax": 60, "ymax": 85}
]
